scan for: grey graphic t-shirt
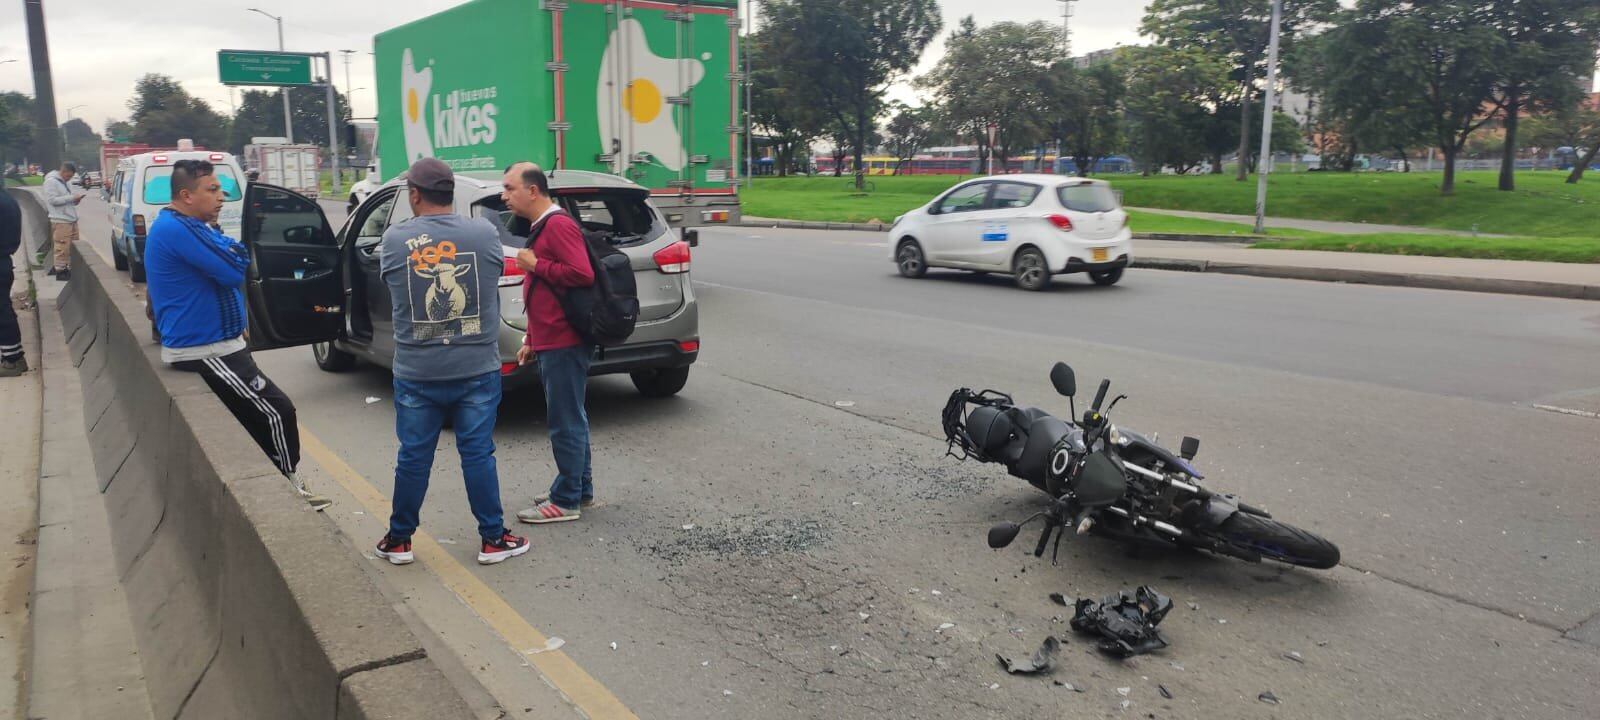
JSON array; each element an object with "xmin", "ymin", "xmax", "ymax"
[{"xmin": 380, "ymin": 213, "xmax": 504, "ymax": 382}]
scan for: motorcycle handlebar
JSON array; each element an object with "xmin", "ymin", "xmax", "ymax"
[{"xmin": 1091, "ymin": 379, "xmax": 1111, "ymax": 412}]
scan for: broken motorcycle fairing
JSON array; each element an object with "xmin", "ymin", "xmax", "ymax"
[{"xmin": 1070, "ymin": 586, "xmax": 1173, "ymax": 658}]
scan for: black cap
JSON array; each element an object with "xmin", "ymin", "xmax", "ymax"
[{"xmin": 406, "ymin": 157, "xmax": 454, "ymax": 192}]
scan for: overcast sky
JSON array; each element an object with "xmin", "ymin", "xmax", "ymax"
[
  {"xmin": 2, "ymin": 1, "xmax": 1590, "ymax": 135},
  {"xmin": 0, "ymin": 0, "xmax": 1149, "ymax": 134}
]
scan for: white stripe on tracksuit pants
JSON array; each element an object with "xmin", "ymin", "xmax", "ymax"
[{"xmin": 173, "ymin": 349, "xmax": 299, "ymax": 476}]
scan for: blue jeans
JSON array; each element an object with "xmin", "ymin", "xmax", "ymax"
[
  {"xmin": 390, "ymin": 370, "xmax": 505, "ymax": 542},
  {"xmin": 538, "ymin": 345, "xmax": 593, "ymax": 510}
]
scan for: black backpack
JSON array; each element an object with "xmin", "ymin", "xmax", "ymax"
[{"xmin": 527, "ymin": 210, "xmax": 638, "ymax": 347}]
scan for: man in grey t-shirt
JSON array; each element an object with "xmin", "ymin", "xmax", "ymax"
[{"xmin": 372, "ymin": 158, "xmax": 530, "ymax": 567}]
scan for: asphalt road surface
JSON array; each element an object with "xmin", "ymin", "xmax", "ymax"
[{"xmin": 74, "ymin": 196, "xmax": 1599, "ymax": 718}]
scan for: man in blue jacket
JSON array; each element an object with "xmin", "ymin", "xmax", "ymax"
[{"xmin": 145, "ymin": 159, "xmax": 329, "ymax": 509}]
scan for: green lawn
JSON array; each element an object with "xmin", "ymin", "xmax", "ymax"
[
  {"xmin": 2, "ymin": 176, "xmax": 44, "ymax": 186},
  {"xmin": 743, "ymin": 174, "xmax": 1599, "ymax": 263},
  {"xmin": 744, "ymin": 171, "xmax": 1598, "ymax": 238}
]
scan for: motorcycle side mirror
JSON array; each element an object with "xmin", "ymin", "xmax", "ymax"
[
  {"xmin": 1050, "ymin": 362, "xmax": 1076, "ymax": 397},
  {"xmin": 1181, "ymin": 436, "xmax": 1199, "ymax": 460},
  {"xmin": 988, "ymin": 522, "xmax": 1022, "ymax": 549}
]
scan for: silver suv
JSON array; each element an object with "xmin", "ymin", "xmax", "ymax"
[{"xmin": 238, "ymin": 170, "xmax": 699, "ymax": 397}]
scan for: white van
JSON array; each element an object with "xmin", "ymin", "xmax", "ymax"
[{"xmin": 107, "ymin": 147, "xmax": 247, "ymax": 282}]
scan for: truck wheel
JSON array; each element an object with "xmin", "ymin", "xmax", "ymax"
[
  {"xmin": 112, "ymin": 235, "xmax": 128, "ymax": 271},
  {"xmin": 631, "ymin": 367, "xmax": 690, "ymax": 398},
  {"xmin": 129, "ymin": 255, "xmax": 146, "ymax": 283}
]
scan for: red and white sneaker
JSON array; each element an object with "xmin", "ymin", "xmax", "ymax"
[
  {"xmin": 479, "ymin": 531, "xmax": 531, "ymax": 565},
  {"xmin": 374, "ymin": 535, "xmax": 414, "ymax": 565},
  {"xmin": 517, "ymin": 501, "xmax": 582, "ymax": 524}
]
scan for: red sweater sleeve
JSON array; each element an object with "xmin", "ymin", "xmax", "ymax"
[{"xmin": 532, "ymin": 215, "xmax": 595, "ymax": 289}]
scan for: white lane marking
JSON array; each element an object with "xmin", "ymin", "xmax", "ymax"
[{"xmin": 1531, "ymin": 404, "xmax": 1600, "ymax": 419}]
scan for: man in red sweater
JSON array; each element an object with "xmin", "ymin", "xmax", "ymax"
[{"xmin": 503, "ymin": 162, "xmax": 597, "ymax": 524}]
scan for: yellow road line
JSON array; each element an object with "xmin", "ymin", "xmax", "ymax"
[{"xmin": 300, "ymin": 430, "xmax": 639, "ymax": 720}]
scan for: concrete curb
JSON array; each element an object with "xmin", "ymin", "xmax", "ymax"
[
  {"xmin": 1130, "ymin": 256, "xmax": 1600, "ymax": 300},
  {"xmin": 51, "ymin": 239, "xmax": 477, "ymax": 719}
]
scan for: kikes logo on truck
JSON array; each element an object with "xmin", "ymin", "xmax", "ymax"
[{"xmin": 400, "ymin": 48, "xmax": 499, "ymax": 166}]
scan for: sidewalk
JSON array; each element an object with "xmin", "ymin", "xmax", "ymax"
[
  {"xmin": 1134, "ymin": 239, "xmax": 1600, "ymax": 300},
  {"xmin": 1127, "ymin": 206, "xmax": 1510, "ymax": 237}
]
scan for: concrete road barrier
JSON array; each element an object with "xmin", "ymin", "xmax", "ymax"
[{"xmin": 51, "ymin": 237, "xmax": 475, "ymax": 719}]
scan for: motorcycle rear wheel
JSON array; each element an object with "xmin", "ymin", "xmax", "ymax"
[{"xmin": 1214, "ymin": 513, "xmax": 1340, "ymax": 569}]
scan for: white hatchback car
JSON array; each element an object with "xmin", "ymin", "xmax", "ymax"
[{"xmin": 889, "ymin": 174, "xmax": 1133, "ymax": 291}]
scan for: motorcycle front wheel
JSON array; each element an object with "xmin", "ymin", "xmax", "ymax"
[{"xmin": 1213, "ymin": 512, "xmax": 1341, "ymax": 569}]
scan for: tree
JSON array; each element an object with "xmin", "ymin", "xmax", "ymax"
[
  {"xmin": 1318, "ymin": 1, "xmax": 1504, "ymax": 195},
  {"xmin": 229, "ymin": 86, "xmax": 352, "ymax": 154},
  {"xmin": 919, "ymin": 18, "xmax": 1057, "ymax": 173},
  {"xmin": 61, "ymin": 118, "xmax": 101, "ymax": 169},
  {"xmin": 1142, "ymin": 0, "xmax": 1338, "ymax": 181},
  {"xmin": 1043, "ymin": 60, "xmax": 1125, "ymax": 176},
  {"xmin": 748, "ymin": 30, "xmax": 825, "ymax": 176},
  {"xmin": 1485, "ymin": 0, "xmax": 1600, "ymax": 190},
  {"xmin": 1523, "ymin": 102, "xmax": 1600, "ymax": 183},
  {"xmin": 884, "ymin": 102, "xmax": 938, "ymax": 175},
  {"xmin": 1296, "ymin": 30, "xmax": 1432, "ymax": 172},
  {"xmin": 127, "ymin": 74, "xmax": 228, "ymax": 149},
  {"xmin": 1120, "ymin": 45, "xmax": 1231, "ymax": 175},
  {"xmin": 0, "ymin": 92, "xmax": 36, "ymax": 173},
  {"xmin": 763, "ymin": 0, "xmax": 942, "ymax": 189},
  {"xmin": 104, "ymin": 119, "xmax": 133, "ymax": 143}
]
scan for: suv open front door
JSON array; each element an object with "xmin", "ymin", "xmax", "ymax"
[{"xmin": 241, "ymin": 182, "xmax": 344, "ymax": 351}]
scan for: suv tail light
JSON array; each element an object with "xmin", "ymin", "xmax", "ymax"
[
  {"xmin": 132, "ymin": 214, "xmax": 147, "ymax": 236},
  {"xmin": 1046, "ymin": 214, "xmax": 1073, "ymax": 231},
  {"xmin": 498, "ymin": 255, "xmax": 524, "ymax": 287},
  {"xmin": 653, "ymin": 240, "xmax": 691, "ymax": 274}
]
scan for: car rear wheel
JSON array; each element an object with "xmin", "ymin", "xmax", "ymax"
[
  {"xmin": 1089, "ymin": 267, "xmax": 1124, "ymax": 286},
  {"xmin": 111, "ymin": 235, "xmax": 128, "ymax": 271},
  {"xmin": 1012, "ymin": 247, "xmax": 1050, "ymax": 291},
  {"xmin": 631, "ymin": 366, "xmax": 690, "ymax": 398},
  {"xmin": 312, "ymin": 341, "xmax": 357, "ymax": 372},
  {"xmin": 896, "ymin": 239, "xmax": 927, "ymax": 278}
]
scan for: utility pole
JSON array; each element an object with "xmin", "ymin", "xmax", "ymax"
[
  {"xmin": 339, "ymin": 49, "xmax": 356, "ymax": 115},
  {"xmin": 321, "ymin": 54, "xmax": 342, "ymax": 196},
  {"xmin": 249, "ymin": 8, "xmax": 293, "ymax": 142},
  {"xmin": 1252, "ymin": 0, "xmax": 1283, "ymax": 235},
  {"xmin": 23, "ymin": 0, "xmax": 61, "ymax": 171},
  {"xmin": 743, "ymin": 0, "xmax": 753, "ymax": 186},
  {"xmin": 1056, "ymin": 0, "xmax": 1078, "ymax": 59}
]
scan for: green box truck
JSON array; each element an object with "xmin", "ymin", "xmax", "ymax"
[{"xmin": 373, "ymin": 0, "xmax": 743, "ymax": 227}]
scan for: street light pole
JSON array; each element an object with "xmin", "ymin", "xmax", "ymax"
[
  {"xmin": 339, "ymin": 49, "xmax": 356, "ymax": 114},
  {"xmin": 249, "ymin": 8, "xmax": 293, "ymax": 142},
  {"xmin": 1252, "ymin": 0, "xmax": 1283, "ymax": 235},
  {"xmin": 61, "ymin": 103, "xmax": 85, "ymax": 148},
  {"xmin": 743, "ymin": 0, "xmax": 753, "ymax": 186}
]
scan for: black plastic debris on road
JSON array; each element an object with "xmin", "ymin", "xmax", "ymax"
[
  {"xmin": 997, "ymin": 636, "xmax": 1061, "ymax": 675},
  {"xmin": 1259, "ymin": 691, "xmax": 1281, "ymax": 705},
  {"xmin": 1158, "ymin": 684, "xmax": 1174, "ymax": 699},
  {"xmin": 1068, "ymin": 586, "xmax": 1174, "ymax": 658},
  {"xmin": 1049, "ymin": 592, "xmax": 1071, "ymax": 607},
  {"xmin": 1053, "ymin": 679, "xmax": 1086, "ymax": 693}
]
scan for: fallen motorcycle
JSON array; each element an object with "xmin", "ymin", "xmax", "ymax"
[{"xmin": 943, "ymin": 362, "xmax": 1340, "ymax": 570}]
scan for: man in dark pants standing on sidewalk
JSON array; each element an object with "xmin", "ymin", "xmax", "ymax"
[
  {"xmin": 0, "ymin": 191, "xmax": 26, "ymax": 377},
  {"xmin": 372, "ymin": 158, "xmax": 529, "ymax": 566},
  {"xmin": 145, "ymin": 160, "xmax": 329, "ymax": 509},
  {"xmin": 501, "ymin": 162, "xmax": 596, "ymax": 525}
]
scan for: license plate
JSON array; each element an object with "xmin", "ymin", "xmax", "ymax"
[{"xmin": 1092, "ymin": 247, "xmax": 1109, "ymax": 262}]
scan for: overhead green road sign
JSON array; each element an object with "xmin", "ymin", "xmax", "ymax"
[{"xmin": 218, "ymin": 50, "xmax": 315, "ymax": 86}]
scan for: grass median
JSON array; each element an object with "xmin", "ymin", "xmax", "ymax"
[{"xmin": 744, "ymin": 174, "xmax": 1599, "ymax": 263}]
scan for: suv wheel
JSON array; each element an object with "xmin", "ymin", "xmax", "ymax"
[
  {"xmin": 1013, "ymin": 247, "xmax": 1050, "ymax": 291},
  {"xmin": 312, "ymin": 341, "xmax": 357, "ymax": 372},
  {"xmin": 631, "ymin": 366, "xmax": 690, "ymax": 398},
  {"xmin": 129, "ymin": 255, "xmax": 147, "ymax": 283}
]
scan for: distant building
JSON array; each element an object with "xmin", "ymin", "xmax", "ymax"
[{"xmin": 1071, "ymin": 47, "xmax": 1123, "ymax": 69}]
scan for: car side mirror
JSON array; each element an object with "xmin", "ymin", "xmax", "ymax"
[
  {"xmin": 1049, "ymin": 362, "xmax": 1076, "ymax": 397},
  {"xmin": 683, "ymin": 228, "xmax": 699, "ymax": 248},
  {"xmin": 988, "ymin": 522, "xmax": 1021, "ymax": 549},
  {"xmin": 1180, "ymin": 436, "xmax": 1199, "ymax": 460}
]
